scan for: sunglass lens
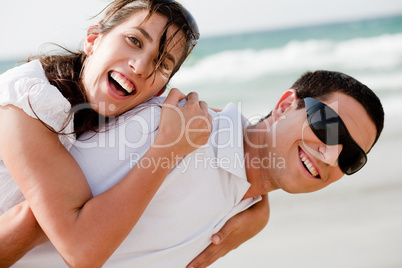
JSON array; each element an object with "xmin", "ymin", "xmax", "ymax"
[
  {"xmin": 305, "ymin": 97, "xmax": 368, "ymax": 175},
  {"xmin": 338, "ymin": 143, "xmax": 367, "ymax": 175},
  {"xmin": 309, "ymin": 106, "xmax": 348, "ymax": 145}
]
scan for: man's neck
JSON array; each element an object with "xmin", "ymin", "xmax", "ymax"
[{"xmin": 241, "ymin": 118, "xmax": 279, "ymax": 199}]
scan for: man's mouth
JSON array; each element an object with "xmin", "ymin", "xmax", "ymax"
[
  {"xmin": 299, "ymin": 148, "xmax": 320, "ymax": 178},
  {"xmin": 109, "ymin": 71, "xmax": 136, "ymax": 96}
]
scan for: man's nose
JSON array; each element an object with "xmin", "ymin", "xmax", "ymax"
[{"xmin": 320, "ymin": 144, "xmax": 343, "ymax": 167}]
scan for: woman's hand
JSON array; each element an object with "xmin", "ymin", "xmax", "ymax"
[
  {"xmin": 0, "ymin": 91, "xmax": 211, "ymax": 267},
  {"xmin": 186, "ymin": 194, "xmax": 270, "ymax": 268},
  {"xmin": 153, "ymin": 88, "xmax": 212, "ymax": 159}
]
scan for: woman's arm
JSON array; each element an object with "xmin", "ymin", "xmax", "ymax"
[
  {"xmin": 0, "ymin": 89, "xmax": 212, "ymax": 267},
  {"xmin": 0, "ymin": 201, "xmax": 47, "ymax": 267},
  {"xmin": 187, "ymin": 194, "xmax": 270, "ymax": 268}
]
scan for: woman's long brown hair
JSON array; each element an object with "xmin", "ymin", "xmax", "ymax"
[{"xmin": 27, "ymin": 0, "xmax": 199, "ymax": 137}]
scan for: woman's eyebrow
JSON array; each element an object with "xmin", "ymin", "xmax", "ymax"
[
  {"xmin": 135, "ymin": 27, "xmax": 153, "ymax": 42},
  {"xmin": 132, "ymin": 26, "xmax": 177, "ymax": 67}
]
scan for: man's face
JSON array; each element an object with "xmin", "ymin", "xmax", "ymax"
[{"xmin": 263, "ymin": 91, "xmax": 377, "ymax": 194}]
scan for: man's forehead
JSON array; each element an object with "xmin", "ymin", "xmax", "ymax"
[{"xmin": 321, "ymin": 92, "xmax": 376, "ymax": 152}]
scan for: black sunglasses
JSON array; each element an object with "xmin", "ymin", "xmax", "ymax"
[{"xmin": 304, "ymin": 97, "xmax": 367, "ymax": 175}]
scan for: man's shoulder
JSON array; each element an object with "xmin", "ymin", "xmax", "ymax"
[
  {"xmin": 214, "ymin": 103, "xmax": 248, "ymax": 129},
  {"xmin": 119, "ymin": 97, "xmax": 165, "ymax": 121}
]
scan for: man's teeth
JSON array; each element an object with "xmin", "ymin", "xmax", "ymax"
[
  {"xmin": 299, "ymin": 150, "xmax": 319, "ymax": 177},
  {"xmin": 110, "ymin": 72, "xmax": 135, "ymax": 94}
]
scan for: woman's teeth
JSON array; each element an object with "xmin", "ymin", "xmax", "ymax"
[
  {"xmin": 110, "ymin": 72, "xmax": 135, "ymax": 94},
  {"xmin": 299, "ymin": 149, "xmax": 319, "ymax": 177}
]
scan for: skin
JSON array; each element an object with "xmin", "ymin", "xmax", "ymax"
[
  {"xmin": 83, "ymin": 10, "xmax": 186, "ymax": 116},
  {"xmin": 0, "ymin": 10, "xmax": 270, "ymax": 268},
  {"xmin": 243, "ymin": 90, "xmax": 376, "ymax": 198},
  {"xmin": 0, "ymin": 10, "xmax": 211, "ymax": 267},
  {"xmin": 0, "ymin": 201, "xmax": 47, "ymax": 267},
  {"xmin": 1, "ymin": 87, "xmax": 373, "ymax": 267},
  {"xmin": 187, "ymin": 194, "xmax": 269, "ymax": 268},
  {"xmin": 83, "ymin": 11, "xmax": 270, "ymax": 267},
  {"xmin": 188, "ymin": 90, "xmax": 376, "ymax": 268}
]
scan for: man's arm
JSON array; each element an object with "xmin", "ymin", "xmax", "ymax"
[
  {"xmin": 187, "ymin": 194, "xmax": 270, "ymax": 268},
  {"xmin": 0, "ymin": 201, "xmax": 47, "ymax": 267}
]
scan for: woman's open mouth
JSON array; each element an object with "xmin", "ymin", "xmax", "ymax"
[{"xmin": 108, "ymin": 71, "xmax": 136, "ymax": 96}]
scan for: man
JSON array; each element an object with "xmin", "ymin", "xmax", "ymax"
[{"xmin": 7, "ymin": 70, "xmax": 384, "ymax": 267}]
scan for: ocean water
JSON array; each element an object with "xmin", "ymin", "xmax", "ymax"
[
  {"xmin": 170, "ymin": 14, "xmax": 402, "ymax": 137},
  {"xmin": 1, "ymin": 14, "xmax": 401, "ymax": 129}
]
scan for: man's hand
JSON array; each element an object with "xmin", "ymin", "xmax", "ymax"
[
  {"xmin": 187, "ymin": 195, "xmax": 270, "ymax": 268},
  {"xmin": 0, "ymin": 201, "xmax": 48, "ymax": 267}
]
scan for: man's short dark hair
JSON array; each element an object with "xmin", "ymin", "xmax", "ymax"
[
  {"xmin": 261, "ymin": 70, "xmax": 384, "ymax": 149},
  {"xmin": 292, "ymin": 70, "xmax": 384, "ymax": 149}
]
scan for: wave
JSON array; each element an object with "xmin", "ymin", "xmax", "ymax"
[{"xmin": 172, "ymin": 33, "xmax": 402, "ymax": 91}]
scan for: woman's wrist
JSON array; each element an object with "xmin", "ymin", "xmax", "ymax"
[{"xmin": 144, "ymin": 145, "xmax": 183, "ymax": 170}]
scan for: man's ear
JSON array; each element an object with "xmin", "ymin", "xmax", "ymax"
[
  {"xmin": 84, "ymin": 24, "xmax": 102, "ymax": 56},
  {"xmin": 272, "ymin": 89, "xmax": 298, "ymax": 120}
]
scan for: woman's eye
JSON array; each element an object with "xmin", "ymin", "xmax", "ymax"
[
  {"xmin": 154, "ymin": 58, "xmax": 169, "ymax": 71},
  {"xmin": 128, "ymin": 37, "xmax": 141, "ymax": 47},
  {"xmin": 154, "ymin": 61, "xmax": 170, "ymax": 78},
  {"xmin": 160, "ymin": 61, "xmax": 170, "ymax": 71}
]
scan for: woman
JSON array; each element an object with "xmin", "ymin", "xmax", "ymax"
[{"xmin": 0, "ymin": 0, "xmax": 269, "ymax": 267}]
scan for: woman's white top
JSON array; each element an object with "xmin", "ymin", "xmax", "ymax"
[{"xmin": 0, "ymin": 60, "xmax": 75, "ymax": 215}]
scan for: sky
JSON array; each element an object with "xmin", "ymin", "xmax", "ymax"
[{"xmin": 1, "ymin": 0, "xmax": 402, "ymax": 60}]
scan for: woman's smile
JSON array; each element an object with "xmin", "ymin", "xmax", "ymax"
[
  {"xmin": 82, "ymin": 10, "xmax": 186, "ymax": 116},
  {"xmin": 108, "ymin": 71, "xmax": 137, "ymax": 97}
]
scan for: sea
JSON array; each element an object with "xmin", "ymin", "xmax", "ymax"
[
  {"xmin": 1, "ymin": 14, "xmax": 401, "ymax": 130},
  {"xmin": 170, "ymin": 14, "xmax": 402, "ymax": 136},
  {"xmin": 1, "ymin": 14, "xmax": 402, "ymax": 268}
]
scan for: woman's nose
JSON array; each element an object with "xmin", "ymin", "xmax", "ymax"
[{"xmin": 129, "ymin": 56, "xmax": 152, "ymax": 77}]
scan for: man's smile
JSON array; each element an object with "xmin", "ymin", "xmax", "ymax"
[{"xmin": 299, "ymin": 147, "xmax": 320, "ymax": 178}]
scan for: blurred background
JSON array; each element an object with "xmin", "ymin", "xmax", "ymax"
[{"xmin": 1, "ymin": 1, "xmax": 402, "ymax": 267}]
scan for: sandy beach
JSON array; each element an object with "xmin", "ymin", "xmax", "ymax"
[{"xmin": 211, "ymin": 122, "xmax": 402, "ymax": 268}]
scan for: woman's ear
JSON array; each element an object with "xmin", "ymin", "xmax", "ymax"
[
  {"xmin": 272, "ymin": 89, "xmax": 298, "ymax": 120},
  {"xmin": 84, "ymin": 24, "xmax": 102, "ymax": 56}
]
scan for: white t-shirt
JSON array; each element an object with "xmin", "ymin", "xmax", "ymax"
[
  {"xmin": 15, "ymin": 98, "xmax": 261, "ymax": 268},
  {"xmin": 0, "ymin": 60, "xmax": 74, "ymax": 215}
]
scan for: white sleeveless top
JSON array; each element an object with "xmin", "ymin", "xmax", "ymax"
[{"xmin": 0, "ymin": 60, "xmax": 75, "ymax": 215}]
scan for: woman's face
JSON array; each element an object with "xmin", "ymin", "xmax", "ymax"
[{"xmin": 82, "ymin": 10, "xmax": 186, "ymax": 116}]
